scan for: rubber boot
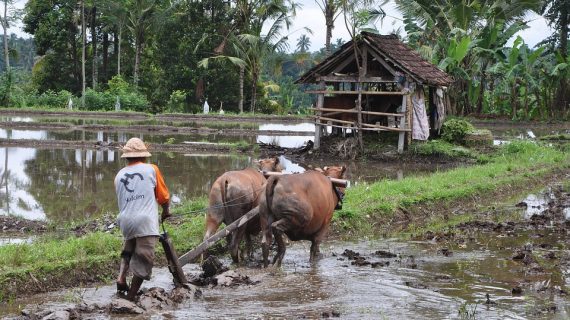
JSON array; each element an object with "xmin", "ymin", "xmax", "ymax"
[{"xmin": 126, "ymin": 276, "xmax": 143, "ymax": 301}]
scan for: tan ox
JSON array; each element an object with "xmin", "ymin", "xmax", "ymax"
[
  {"xmin": 259, "ymin": 166, "xmax": 346, "ymax": 267},
  {"xmin": 204, "ymin": 158, "xmax": 282, "ymax": 263}
]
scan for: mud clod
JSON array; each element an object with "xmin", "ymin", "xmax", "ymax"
[
  {"xmin": 437, "ymin": 248, "xmax": 453, "ymax": 257},
  {"xmin": 201, "ymin": 256, "xmax": 228, "ymax": 278},
  {"xmin": 511, "ymin": 286, "xmax": 523, "ymax": 295},
  {"xmin": 110, "ymin": 299, "xmax": 144, "ymax": 314},
  {"xmin": 374, "ymin": 250, "xmax": 397, "ymax": 258}
]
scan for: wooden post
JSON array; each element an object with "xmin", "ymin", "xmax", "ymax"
[
  {"xmin": 397, "ymin": 93, "xmax": 408, "ymax": 153},
  {"xmin": 406, "ymin": 94, "xmax": 413, "ymax": 147},
  {"xmin": 314, "ymin": 80, "xmax": 325, "ymax": 149}
]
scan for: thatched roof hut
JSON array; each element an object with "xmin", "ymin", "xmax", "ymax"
[{"xmin": 297, "ymin": 32, "xmax": 452, "ymax": 152}]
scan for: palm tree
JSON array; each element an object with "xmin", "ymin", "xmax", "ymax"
[
  {"xmin": 314, "ymin": 0, "xmax": 341, "ymax": 56},
  {"xmin": 394, "ymin": 0, "xmax": 542, "ymax": 114},
  {"xmin": 127, "ymin": 0, "xmax": 157, "ymax": 86},
  {"xmin": 296, "ymin": 34, "xmax": 311, "ymax": 53},
  {"xmin": 199, "ymin": 0, "xmax": 296, "ymax": 113}
]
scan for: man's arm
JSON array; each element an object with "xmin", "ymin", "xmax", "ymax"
[{"xmin": 152, "ymin": 164, "xmax": 171, "ymax": 221}]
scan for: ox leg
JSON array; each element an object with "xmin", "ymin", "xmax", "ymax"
[
  {"xmin": 203, "ymin": 214, "xmax": 222, "ymax": 261},
  {"xmin": 309, "ymin": 225, "xmax": 330, "ymax": 263},
  {"xmin": 271, "ymin": 219, "xmax": 294, "ymax": 267},
  {"xmin": 243, "ymin": 233, "xmax": 254, "ymax": 261},
  {"xmin": 230, "ymin": 226, "xmax": 246, "ymax": 264},
  {"xmin": 261, "ymin": 229, "xmax": 273, "ymax": 268}
]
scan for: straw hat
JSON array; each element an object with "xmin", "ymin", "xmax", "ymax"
[{"xmin": 121, "ymin": 138, "xmax": 152, "ymax": 158}]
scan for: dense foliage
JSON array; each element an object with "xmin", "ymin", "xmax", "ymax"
[{"xmin": 0, "ymin": 0, "xmax": 566, "ymax": 118}]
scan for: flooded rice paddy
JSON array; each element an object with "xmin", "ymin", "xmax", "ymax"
[
  {"xmin": 0, "ymin": 116, "xmax": 452, "ymax": 222},
  {"xmin": 1, "ymin": 114, "xmax": 570, "ymax": 319}
]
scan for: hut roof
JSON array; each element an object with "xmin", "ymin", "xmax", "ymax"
[{"xmin": 296, "ymin": 32, "xmax": 452, "ymax": 86}]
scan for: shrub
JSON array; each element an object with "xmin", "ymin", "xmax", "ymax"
[
  {"xmin": 84, "ymin": 89, "xmax": 115, "ymax": 111},
  {"xmin": 166, "ymin": 90, "xmax": 188, "ymax": 113},
  {"xmin": 441, "ymin": 118, "xmax": 475, "ymax": 144}
]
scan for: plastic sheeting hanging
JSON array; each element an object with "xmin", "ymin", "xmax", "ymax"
[
  {"xmin": 433, "ymin": 88, "xmax": 446, "ymax": 133},
  {"xmin": 412, "ymin": 87, "xmax": 429, "ymax": 141}
]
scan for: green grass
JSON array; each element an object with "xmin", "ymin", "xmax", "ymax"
[
  {"xmin": 409, "ymin": 140, "xmax": 480, "ymax": 159},
  {"xmin": 335, "ymin": 141, "xmax": 568, "ymax": 234},
  {"xmin": 540, "ymin": 134, "xmax": 570, "ymax": 141}
]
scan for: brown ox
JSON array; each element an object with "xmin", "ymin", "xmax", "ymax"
[
  {"xmin": 204, "ymin": 158, "xmax": 282, "ymax": 263},
  {"xmin": 259, "ymin": 166, "xmax": 346, "ymax": 267}
]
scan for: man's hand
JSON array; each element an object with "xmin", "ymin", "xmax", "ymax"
[{"xmin": 161, "ymin": 205, "xmax": 171, "ymax": 222}]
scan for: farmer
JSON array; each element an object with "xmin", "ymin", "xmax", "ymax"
[{"xmin": 114, "ymin": 137, "xmax": 171, "ymax": 301}]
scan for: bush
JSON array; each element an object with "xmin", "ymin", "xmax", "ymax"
[
  {"xmin": 35, "ymin": 90, "xmax": 75, "ymax": 109},
  {"xmin": 441, "ymin": 119, "xmax": 475, "ymax": 144},
  {"xmin": 84, "ymin": 89, "xmax": 115, "ymax": 110},
  {"xmin": 166, "ymin": 90, "xmax": 188, "ymax": 113}
]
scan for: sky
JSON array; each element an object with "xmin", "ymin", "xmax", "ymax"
[
  {"xmin": 287, "ymin": 0, "xmax": 554, "ymax": 52},
  {"xmin": 8, "ymin": 0, "xmax": 554, "ymax": 53}
]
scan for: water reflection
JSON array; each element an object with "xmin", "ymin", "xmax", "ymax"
[
  {"xmin": 257, "ymin": 123, "xmax": 314, "ymax": 148},
  {"xmin": 0, "ymin": 146, "xmax": 252, "ymax": 222}
]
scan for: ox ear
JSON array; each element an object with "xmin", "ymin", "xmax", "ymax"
[
  {"xmin": 274, "ymin": 157, "xmax": 280, "ymax": 164},
  {"xmin": 323, "ymin": 166, "xmax": 329, "ymax": 171},
  {"xmin": 315, "ymin": 167, "xmax": 324, "ymax": 173},
  {"xmin": 341, "ymin": 166, "xmax": 347, "ymax": 175}
]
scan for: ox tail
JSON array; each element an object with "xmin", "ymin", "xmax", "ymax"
[
  {"xmin": 265, "ymin": 175, "xmax": 279, "ymax": 217},
  {"xmin": 220, "ymin": 177, "xmax": 230, "ymax": 221}
]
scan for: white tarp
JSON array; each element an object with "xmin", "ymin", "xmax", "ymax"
[
  {"xmin": 434, "ymin": 87, "xmax": 446, "ymax": 132},
  {"xmin": 412, "ymin": 87, "xmax": 429, "ymax": 140}
]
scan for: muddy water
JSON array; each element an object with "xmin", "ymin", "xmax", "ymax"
[{"xmin": 2, "ymin": 231, "xmax": 568, "ymax": 319}]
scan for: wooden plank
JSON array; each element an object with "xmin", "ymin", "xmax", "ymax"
[
  {"xmin": 313, "ymin": 121, "xmax": 410, "ymax": 133},
  {"xmin": 178, "ymin": 207, "xmax": 260, "ymax": 267},
  {"xmin": 318, "ymin": 115, "xmax": 357, "ymax": 125},
  {"xmin": 398, "ymin": 94, "xmax": 408, "ymax": 153},
  {"xmin": 309, "ymin": 107, "xmax": 404, "ymax": 117},
  {"xmin": 317, "ymin": 75, "xmax": 397, "ymax": 83},
  {"xmin": 314, "ymin": 80, "xmax": 325, "ymax": 149},
  {"xmin": 305, "ymin": 90, "xmax": 406, "ymax": 95}
]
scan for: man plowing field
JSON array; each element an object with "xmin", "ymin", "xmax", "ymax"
[{"xmin": 114, "ymin": 138, "xmax": 171, "ymax": 301}]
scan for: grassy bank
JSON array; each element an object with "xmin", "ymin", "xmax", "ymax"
[
  {"xmin": 0, "ymin": 141, "xmax": 568, "ymax": 301},
  {"xmin": 334, "ymin": 141, "xmax": 569, "ymax": 235}
]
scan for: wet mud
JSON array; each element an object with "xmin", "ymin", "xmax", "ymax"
[{"xmin": 0, "ymin": 215, "xmax": 46, "ymax": 233}]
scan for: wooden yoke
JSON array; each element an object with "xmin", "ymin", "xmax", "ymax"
[{"xmin": 262, "ymin": 171, "xmax": 349, "ymax": 188}]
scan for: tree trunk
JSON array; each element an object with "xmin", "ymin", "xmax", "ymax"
[
  {"xmin": 555, "ymin": 2, "xmax": 569, "ymax": 114},
  {"xmin": 239, "ymin": 65, "xmax": 244, "ymax": 113},
  {"xmin": 91, "ymin": 4, "xmax": 98, "ymax": 90},
  {"xmin": 2, "ymin": 0, "xmax": 9, "ymax": 72},
  {"xmin": 117, "ymin": 27, "xmax": 122, "ymax": 76},
  {"xmin": 476, "ymin": 65, "xmax": 487, "ymax": 114},
  {"xmin": 250, "ymin": 70, "xmax": 258, "ymax": 113},
  {"xmin": 134, "ymin": 38, "xmax": 141, "ymax": 85},
  {"xmin": 81, "ymin": 0, "xmax": 86, "ymax": 108},
  {"xmin": 102, "ymin": 32, "xmax": 108, "ymax": 82},
  {"xmin": 324, "ymin": 0, "xmax": 334, "ymax": 56}
]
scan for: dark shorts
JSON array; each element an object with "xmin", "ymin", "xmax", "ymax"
[{"xmin": 123, "ymin": 236, "xmax": 158, "ymax": 280}]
